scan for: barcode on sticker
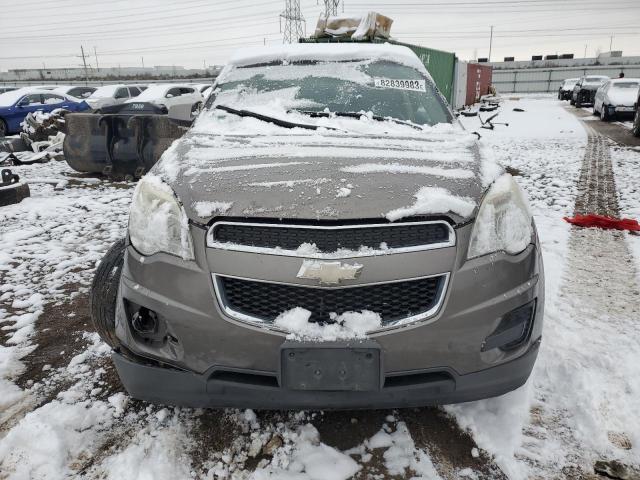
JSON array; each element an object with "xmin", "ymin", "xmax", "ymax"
[{"xmin": 374, "ymin": 78, "xmax": 426, "ymax": 92}]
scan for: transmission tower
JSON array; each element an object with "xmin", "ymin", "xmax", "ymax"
[
  {"xmin": 322, "ymin": 0, "xmax": 341, "ymax": 17},
  {"xmin": 280, "ymin": 0, "xmax": 305, "ymax": 44}
]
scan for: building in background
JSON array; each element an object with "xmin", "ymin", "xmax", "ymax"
[{"xmin": 485, "ymin": 52, "xmax": 640, "ymax": 94}]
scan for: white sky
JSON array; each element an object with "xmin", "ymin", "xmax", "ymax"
[{"xmin": 0, "ymin": 0, "xmax": 638, "ymax": 71}]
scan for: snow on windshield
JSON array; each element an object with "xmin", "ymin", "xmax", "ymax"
[
  {"xmin": 133, "ymin": 85, "xmax": 172, "ymax": 101},
  {"xmin": 90, "ymin": 85, "xmax": 119, "ymax": 98}
]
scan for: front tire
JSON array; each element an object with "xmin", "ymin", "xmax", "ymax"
[
  {"xmin": 90, "ymin": 238, "xmax": 126, "ymax": 349},
  {"xmin": 600, "ymin": 104, "xmax": 610, "ymax": 121},
  {"xmin": 0, "ymin": 118, "xmax": 7, "ymax": 137},
  {"xmin": 633, "ymin": 109, "xmax": 640, "ymax": 137}
]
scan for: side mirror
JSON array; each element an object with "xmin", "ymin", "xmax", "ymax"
[
  {"xmin": 168, "ymin": 104, "xmax": 194, "ymax": 126},
  {"xmin": 166, "ymin": 93, "xmax": 174, "ymax": 98}
]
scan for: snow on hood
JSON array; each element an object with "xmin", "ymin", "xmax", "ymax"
[{"xmin": 151, "ymin": 125, "xmax": 499, "ymax": 223}]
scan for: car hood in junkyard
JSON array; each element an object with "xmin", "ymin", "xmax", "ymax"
[{"xmin": 152, "ymin": 130, "xmax": 496, "ymax": 223}]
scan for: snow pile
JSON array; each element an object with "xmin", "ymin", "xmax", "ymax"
[
  {"xmin": 361, "ymin": 422, "xmax": 442, "ymax": 478},
  {"xmin": 274, "ymin": 307, "xmax": 381, "ymax": 340},
  {"xmin": 254, "ymin": 424, "xmax": 360, "ymax": 480},
  {"xmin": 386, "ymin": 186, "xmax": 476, "ymax": 221}
]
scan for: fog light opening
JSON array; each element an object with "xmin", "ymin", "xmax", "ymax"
[
  {"xmin": 131, "ymin": 307, "xmax": 159, "ymax": 335},
  {"xmin": 482, "ymin": 300, "xmax": 536, "ymax": 352}
]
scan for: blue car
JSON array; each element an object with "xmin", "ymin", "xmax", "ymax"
[{"xmin": 0, "ymin": 87, "xmax": 90, "ymax": 136}]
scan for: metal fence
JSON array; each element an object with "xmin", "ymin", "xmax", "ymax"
[{"xmin": 492, "ymin": 65, "xmax": 640, "ymax": 93}]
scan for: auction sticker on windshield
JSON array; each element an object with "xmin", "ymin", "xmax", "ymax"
[{"xmin": 374, "ymin": 78, "xmax": 426, "ymax": 92}]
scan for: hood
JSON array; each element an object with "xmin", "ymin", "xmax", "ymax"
[
  {"xmin": 606, "ymin": 88, "xmax": 639, "ymax": 106},
  {"xmin": 152, "ymin": 130, "xmax": 496, "ymax": 224}
]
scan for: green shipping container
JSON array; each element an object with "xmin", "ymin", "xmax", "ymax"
[
  {"xmin": 384, "ymin": 41, "xmax": 457, "ymax": 103},
  {"xmin": 299, "ymin": 37, "xmax": 457, "ymax": 103}
]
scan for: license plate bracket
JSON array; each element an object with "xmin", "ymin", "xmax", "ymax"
[{"xmin": 280, "ymin": 341, "xmax": 381, "ymax": 391}]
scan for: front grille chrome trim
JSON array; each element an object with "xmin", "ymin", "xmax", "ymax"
[
  {"xmin": 212, "ymin": 272, "xmax": 450, "ymax": 333},
  {"xmin": 206, "ymin": 220, "xmax": 455, "ymax": 258}
]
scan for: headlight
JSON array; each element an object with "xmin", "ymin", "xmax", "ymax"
[
  {"xmin": 129, "ymin": 175, "xmax": 194, "ymax": 260},
  {"xmin": 467, "ymin": 174, "xmax": 532, "ymax": 259}
]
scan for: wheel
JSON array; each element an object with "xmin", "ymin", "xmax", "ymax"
[
  {"xmin": 90, "ymin": 238, "xmax": 126, "ymax": 348},
  {"xmin": 0, "ymin": 118, "xmax": 7, "ymax": 137},
  {"xmin": 633, "ymin": 109, "xmax": 640, "ymax": 137},
  {"xmin": 593, "ymin": 105, "xmax": 598, "ymax": 115},
  {"xmin": 600, "ymin": 104, "xmax": 610, "ymax": 121},
  {"xmin": 191, "ymin": 101, "xmax": 203, "ymax": 116},
  {"xmin": 570, "ymin": 97, "xmax": 575, "ymax": 106},
  {"xmin": 575, "ymin": 93, "xmax": 582, "ymax": 108}
]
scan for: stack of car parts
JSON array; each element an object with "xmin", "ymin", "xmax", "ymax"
[{"xmin": 63, "ymin": 102, "xmax": 191, "ymax": 179}]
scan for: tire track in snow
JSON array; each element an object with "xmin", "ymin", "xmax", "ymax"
[{"xmin": 520, "ymin": 125, "xmax": 640, "ymax": 477}]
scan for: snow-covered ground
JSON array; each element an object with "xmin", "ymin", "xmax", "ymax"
[{"xmin": 1, "ymin": 96, "xmax": 639, "ymax": 479}]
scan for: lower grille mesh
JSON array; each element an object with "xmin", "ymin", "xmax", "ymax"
[{"xmin": 218, "ymin": 275, "xmax": 445, "ymax": 326}]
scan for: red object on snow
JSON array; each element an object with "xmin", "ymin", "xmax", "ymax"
[{"xmin": 564, "ymin": 214, "xmax": 640, "ymax": 231}]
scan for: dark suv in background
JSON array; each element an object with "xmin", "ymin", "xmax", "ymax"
[{"xmin": 571, "ymin": 75, "xmax": 609, "ymax": 107}]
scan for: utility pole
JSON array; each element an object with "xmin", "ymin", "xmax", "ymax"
[
  {"xmin": 94, "ymin": 46, "xmax": 100, "ymax": 71},
  {"xmin": 80, "ymin": 46, "xmax": 89, "ymax": 85},
  {"xmin": 488, "ymin": 25, "xmax": 494, "ymax": 62},
  {"xmin": 141, "ymin": 56, "xmax": 145, "ymax": 68},
  {"xmin": 280, "ymin": 0, "xmax": 305, "ymax": 44},
  {"xmin": 609, "ymin": 35, "xmax": 613, "ymax": 51},
  {"xmin": 584, "ymin": 44, "xmax": 587, "ymax": 58}
]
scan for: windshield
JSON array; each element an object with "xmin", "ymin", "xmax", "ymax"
[
  {"xmin": 612, "ymin": 81, "xmax": 639, "ymax": 89},
  {"xmin": 210, "ymin": 59, "xmax": 452, "ymax": 126}
]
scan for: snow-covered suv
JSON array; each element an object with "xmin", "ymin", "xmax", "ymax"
[{"xmin": 91, "ymin": 43, "xmax": 544, "ymax": 409}]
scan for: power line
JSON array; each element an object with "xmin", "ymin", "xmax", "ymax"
[
  {"xmin": 4, "ymin": 0, "xmax": 280, "ymax": 35},
  {"xmin": 0, "ymin": 9, "xmax": 279, "ymax": 41}
]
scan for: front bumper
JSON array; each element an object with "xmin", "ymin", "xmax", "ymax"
[
  {"xmin": 114, "ymin": 222, "xmax": 544, "ymax": 408},
  {"xmin": 113, "ymin": 339, "xmax": 539, "ymax": 409}
]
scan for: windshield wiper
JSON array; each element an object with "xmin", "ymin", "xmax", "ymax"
[
  {"xmin": 292, "ymin": 110, "xmax": 424, "ymax": 130},
  {"xmin": 215, "ymin": 104, "xmax": 337, "ymax": 131}
]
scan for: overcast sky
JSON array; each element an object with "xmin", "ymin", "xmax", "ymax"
[{"xmin": 0, "ymin": 0, "xmax": 638, "ymax": 71}]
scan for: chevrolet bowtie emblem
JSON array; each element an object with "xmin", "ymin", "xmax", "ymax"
[{"xmin": 296, "ymin": 260, "xmax": 363, "ymax": 285}]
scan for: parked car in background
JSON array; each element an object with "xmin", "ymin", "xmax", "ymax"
[
  {"xmin": 0, "ymin": 87, "xmax": 90, "ymax": 136},
  {"xmin": 124, "ymin": 84, "xmax": 203, "ymax": 112},
  {"xmin": 558, "ymin": 78, "xmax": 579, "ymax": 100},
  {"xmin": 53, "ymin": 85, "xmax": 97, "ymax": 101},
  {"xmin": 191, "ymin": 83, "xmax": 213, "ymax": 94},
  {"xmin": 85, "ymin": 84, "xmax": 145, "ymax": 112},
  {"xmin": 0, "ymin": 86, "xmax": 17, "ymax": 94},
  {"xmin": 633, "ymin": 88, "xmax": 640, "ymax": 137},
  {"xmin": 593, "ymin": 78, "xmax": 640, "ymax": 121},
  {"xmin": 92, "ymin": 43, "xmax": 544, "ymax": 409},
  {"xmin": 571, "ymin": 75, "xmax": 609, "ymax": 107}
]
